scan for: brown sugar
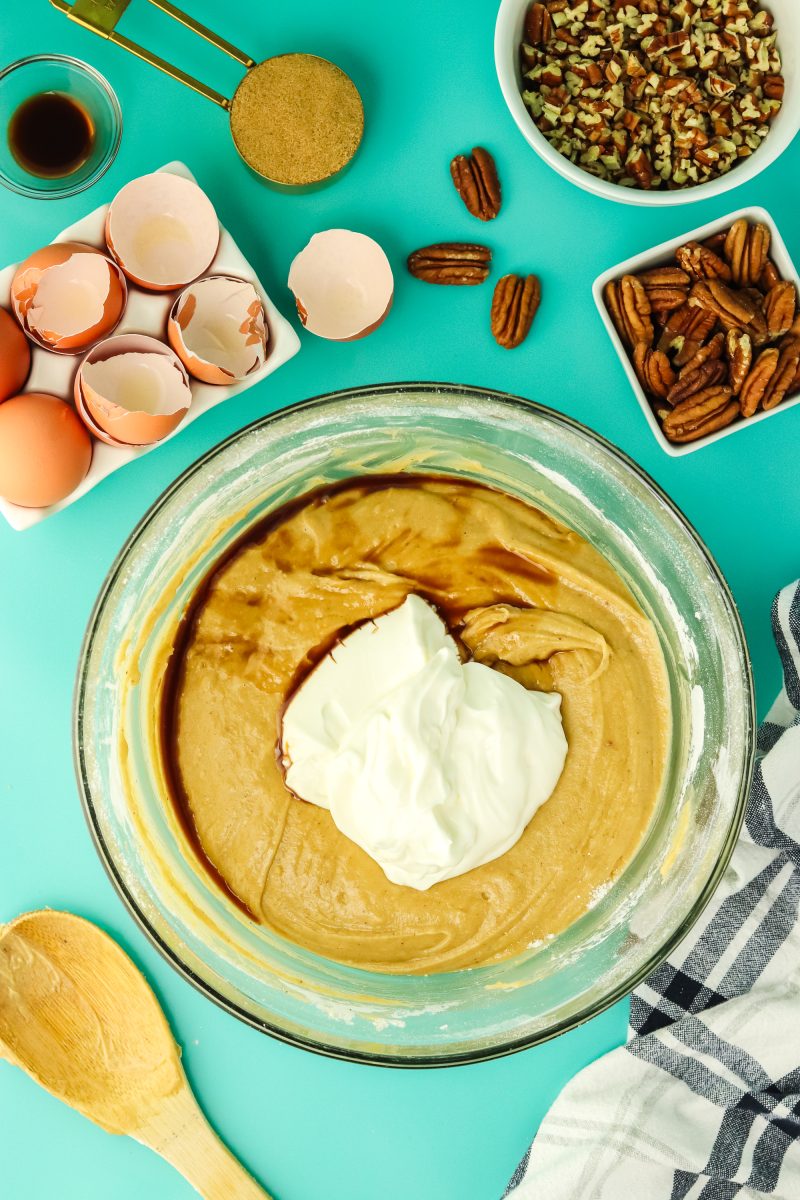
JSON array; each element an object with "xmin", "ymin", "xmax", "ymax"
[{"xmin": 230, "ymin": 53, "xmax": 364, "ymax": 186}]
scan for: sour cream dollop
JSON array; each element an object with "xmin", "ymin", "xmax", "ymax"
[{"xmin": 280, "ymin": 594, "xmax": 567, "ymax": 890}]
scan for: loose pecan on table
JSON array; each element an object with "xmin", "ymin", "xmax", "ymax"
[
  {"xmin": 491, "ymin": 274, "xmax": 541, "ymax": 349},
  {"xmin": 407, "ymin": 243, "xmax": 491, "ymax": 285},
  {"xmin": 450, "ymin": 147, "xmax": 502, "ymax": 222}
]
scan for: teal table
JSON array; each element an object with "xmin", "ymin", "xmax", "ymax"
[{"xmin": 1, "ymin": 3, "xmax": 798, "ymax": 1197}]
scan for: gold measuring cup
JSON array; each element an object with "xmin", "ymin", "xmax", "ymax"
[{"xmin": 50, "ymin": 0, "xmax": 364, "ymax": 187}]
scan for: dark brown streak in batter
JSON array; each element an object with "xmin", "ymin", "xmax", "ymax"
[{"xmin": 159, "ymin": 472, "xmax": 556, "ymax": 913}]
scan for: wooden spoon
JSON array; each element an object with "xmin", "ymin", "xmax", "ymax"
[{"xmin": 0, "ymin": 910, "xmax": 271, "ymax": 1199}]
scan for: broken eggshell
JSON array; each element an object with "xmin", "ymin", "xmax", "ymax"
[
  {"xmin": 167, "ymin": 275, "xmax": 268, "ymax": 385},
  {"xmin": 287, "ymin": 229, "xmax": 393, "ymax": 341},
  {"xmin": 106, "ymin": 173, "xmax": 220, "ymax": 292},
  {"xmin": 76, "ymin": 334, "xmax": 192, "ymax": 446},
  {"xmin": 10, "ymin": 242, "xmax": 127, "ymax": 354}
]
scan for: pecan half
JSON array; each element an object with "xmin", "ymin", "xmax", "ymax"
[
  {"xmin": 704, "ymin": 231, "xmax": 728, "ymax": 255},
  {"xmin": 764, "ymin": 281, "xmax": 797, "ymax": 340},
  {"xmin": 741, "ymin": 289, "xmax": 770, "ymax": 346},
  {"xmin": 726, "ymin": 330, "xmax": 752, "ymax": 396},
  {"xmin": 724, "ymin": 219, "xmax": 771, "ymax": 287},
  {"xmin": 605, "ymin": 276, "xmax": 654, "ymax": 349},
  {"xmin": 689, "ymin": 279, "xmax": 756, "ymax": 329},
  {"xmin": 679, "ymin": 332, "xmax": 724, "ymax": 378},
  {"xmin": 667, "ymin": 359, "xmax": 726, "ymax": 406},
  {"xmin": 450, "ymin": 147, "xmax": 502, "ymax": 222},
  {"xmin": 638, "ymin": 267, "xmax": 690, "ymax": 291},
  {"xmin": 525, "ymin": 2, "xmax": 552, "ymax": 45},
  {"xmin": 739, "ymin": 346, "xmax": 779, "ymax": 417},
  {"xmin": 633, "ymin": 342, "xmax": 676, "ymax": 401},
  {"xmin": 638, "ymin": 269, "xmax": 690, "ymax": 319},
  {"xmin": 657, "ymin": 303, "xmax": 717, "ymax": 365},
  {"xmin": 760, "ymin": 259, "xmax": 781, "ymax": 292},
  {"xmin": 491, "ymin": 274, "xmax": 541, "ymax": 349},
  {"xmin": 407, "ymin": 243, "xmax": 491, "ymax": 285},
  {"xmin": 675, "ymin": 241, "xmax": 732, "ymax": 283},
  {"xmin": 661, "ymin": 386, "xmax": 737, "ymax": 443},
  {"xmin": 763, "ymin": 338, "xmax": 800, "ymax": 411}
]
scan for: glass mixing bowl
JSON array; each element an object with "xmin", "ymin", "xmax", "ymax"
[{"xmin": 75, "ymin": 384, "xmax": 754, "ymax": 1065}]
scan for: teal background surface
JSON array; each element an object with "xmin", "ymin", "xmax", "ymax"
[{"xmin": 1, "ymin": 2, "xmax": 798, "ymax": 1197}]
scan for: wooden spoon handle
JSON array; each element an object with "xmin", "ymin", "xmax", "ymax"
[{"xmin": 137, "ymin": 1083, "xmax": 272, "ymax": 1200}]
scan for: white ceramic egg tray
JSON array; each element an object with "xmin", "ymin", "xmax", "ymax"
[{"xmin": 0, "ymin": 162, "xmax": 301, "ymax": 531}]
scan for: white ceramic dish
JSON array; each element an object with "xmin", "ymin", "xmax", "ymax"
[
  {"xmin": 0, "ymin": 162, "xmax": 301, "ymax": 532},
  {"xmin": 592, "ymin": 206, "xmax": 800, "ymax": 457},
  {"xmin": 494, "ymin": 0, "xmax": 800, "ymax": 207}
]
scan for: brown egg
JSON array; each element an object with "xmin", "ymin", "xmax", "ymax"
[
  {"xmin": 10, "ymin": 242, "xmax": 127, "ymax": 354},
  {"xmin": 0, "ymin": 307, "xmax": 31, "ymax": 402},
  {"xmin": 0, "ymin": 393, "xmax": 92, "ymax": 507}
]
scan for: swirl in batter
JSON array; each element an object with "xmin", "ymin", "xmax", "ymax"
[{"xmin": 163, "ymin": 475, "xmax": 669, "ymax": 973}]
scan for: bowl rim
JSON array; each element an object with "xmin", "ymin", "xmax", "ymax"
[
  {"xmin": 493, "ymin": 0, "xmax": 800, "ymax": 208},
  {"xmin": 73, "ymin": 381, "xmax": 756, "ymax": 1067},
  {"xmin": 0, "ymin": 54, "xmax": 123, "ymax": 200}
]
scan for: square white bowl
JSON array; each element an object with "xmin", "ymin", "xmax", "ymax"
[{"xmin": 593, "ymin": 206, "xmax": 800, "ymax": 457}]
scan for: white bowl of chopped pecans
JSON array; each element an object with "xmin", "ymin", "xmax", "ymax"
[
  {"xmin": 495, "ymin": 0, "xmax": 800, "ymax": 205},
  {"xmin": 593, "ymin": 207, "xmax": 800, "ymax": 453}
]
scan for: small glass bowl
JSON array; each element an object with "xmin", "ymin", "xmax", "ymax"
[{"xmin": 0, "ymin": 55, "xmax": 121, "ymax": 199}]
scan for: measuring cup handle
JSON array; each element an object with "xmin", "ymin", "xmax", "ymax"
[{"xmin": 48, "ymin": 0, "xmax": 256, "ymax": 110}]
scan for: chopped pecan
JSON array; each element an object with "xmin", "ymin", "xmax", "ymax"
[
  {"xmin": 675, "ymin": 241, "xmax": 732, "ymax": 283},
  {"xmin": 525, "ymin": 2, "xmax": 552, "ymax": 46},
  {"xmin": 739, "ymin": 346, "xmax": 779, "ymax": 417},
  {"xmin": 626, "ymin": 148, "xmax": 654, "ymax": 190},
  {"xmin": 763, "ymin": 338, "xmax": 800, "ymax": 411},
  {"xmin": 689, "ymin": 279, "xmax": 756, "ymax": 329},
  {"xmin": 724, "ymin": 219, "xmax": 771, "ymax": 286},
  {"xmin": 450, "ymin": 147, "xmax": 502, "ymax": 222},
  {"xmin": 764, "ymin": 281, "xmax": 797, "ymax": 340},
  {"xmin": 726, "ymin": 330, "xmax": 753, "ymax": 397},
  {"xmin": 491, "ymin": 274, "xmax": 541, "ymax": 349},
  {"xmin": 407, "ymin": 243, "xmax": 491, "ymax": 285},
  {"xmin": 764, "ymin": 74, "xmax": 785, "ymax": 100},
  {"xmin": 518, "ymin": 2, "xmax": 783, "ymax": 193},
  {"xmin": 661, "ymin": 386, "xmax": 737, "ymax": 443},
  {"xmin": 633, "ymin": 342, "xmax": 676, "ymax": 401}
]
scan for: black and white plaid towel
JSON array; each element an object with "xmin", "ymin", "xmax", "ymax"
[{"xmin": 506, "ymin": 581, "xmax": 800, "ymax": 1200}]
